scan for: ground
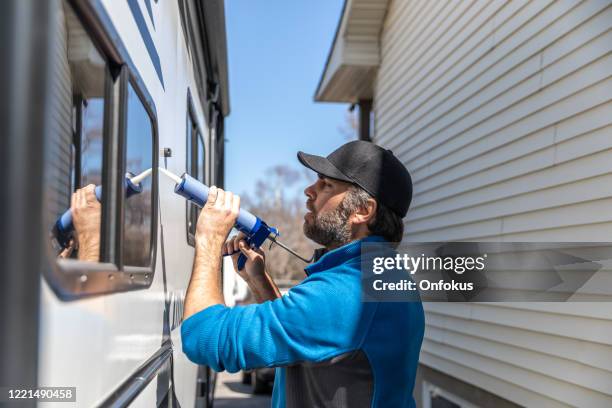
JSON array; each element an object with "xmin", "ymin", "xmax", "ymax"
[{"xmin": 213, "ymin": 371, "xmax": 271, "ymax": 407}]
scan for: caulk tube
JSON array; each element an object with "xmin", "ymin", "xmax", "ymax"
[
  {"xmin": 170, "ymin": 172, "xmax": 280, "ymax": 270},
  {"xmin": 173, "ymin": 173, "xmax": 261, "ymax": 235},
  {"xmin": 54, "ymin": 176, "xmax": 143, "ymax": 248}
]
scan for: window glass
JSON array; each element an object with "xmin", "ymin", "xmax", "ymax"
[
  {"xmin": 187, "ymin": 112, "xmax": 196, "ymax": 239},
  {"xmin": 186, "ymin": 107, "xmax": 205, "ymax": 243},
  {"xmin": 53, "ymin": 1, "xmax": 106, "ymax": 262},
  {"xmin": 186, "ymin": 113, "xmax": 193, "ymax": 176},
  {"xmin": 123, "ymin": 83, "xmax": 154, "ymax": 267},
  {"xmin": 78, "ymin": 97, "xmax": 105, "ymax": 186},
  {"xmin": 68, "ymin": 3, "xmax": 106, "ymax": 189},
  {"xmin": 197, "ymin": 134, "xmax": 205, "ymax": 182},
  {"xmin": 431, "ymin": 395, "xmax": 461, "ymax": 408}
]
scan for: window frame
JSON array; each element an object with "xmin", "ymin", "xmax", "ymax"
[
  {"xmin": 422, "ymin": 381, "xmax": 479, "ymax": 408},
  {"xmin": 185, "ymin": 89, "xmax": 206, "ymax": 247},
  {"xmin": 117, "ymin": 73, "xmax": 159, "ymax": 273},
  {"xmin": 44, "ymin": 0, "xmax": 159, "ymax": 300}
]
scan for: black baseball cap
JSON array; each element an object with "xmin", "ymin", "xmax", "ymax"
[{"xmin": 297, "ymin": 141, "xmax": 412, "ymax": 217}]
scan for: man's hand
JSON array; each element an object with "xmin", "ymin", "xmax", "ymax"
[
  {"xmin": 195, "ymin": 186, "xmax": 240, "ymax": 250},
  {"xmin": 183, "ymin": 186, "xmax": 238, "ymax": 320},
  {"xmin": 223, "ymin": 232, "xmax": 281, "ymax": 303},
  {"xmin": 71, "ymin": 184, "xmax": 101, "ymax": 262},
  {"xmin": 223, "ymin": 232, "xmax": 266, "ymax": 280},
  {"xmin": 58, "ymin": 238, "xmax": 76, "ymax": 259}
]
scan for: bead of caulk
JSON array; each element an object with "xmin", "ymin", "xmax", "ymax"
[
  {"xmin": 158, "ymin": 167, "xmax": 183, "ymax": 184},
  {"xmin": 129, "ymin": 168, "xmax": 153, "ymax": 184}
]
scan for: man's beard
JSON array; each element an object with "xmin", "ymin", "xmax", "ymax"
[{"xmin": 303, "ymin": 201, "xmax": 352, "ymax": 248}]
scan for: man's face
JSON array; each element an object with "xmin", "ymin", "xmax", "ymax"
[{"xmin": 302, "ymin": 175, "xmax": 353, "ymax": 247}]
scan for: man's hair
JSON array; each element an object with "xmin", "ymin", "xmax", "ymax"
[{"xmin": 341, "ymin": 185, "xmax": 405, "ymax": 244}]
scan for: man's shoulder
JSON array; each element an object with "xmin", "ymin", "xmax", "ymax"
[
  {"xmin": 288, "ymin": 263, "xmax": 363, "ymax": 297},
  {"xmin": 309, "ymin": 259, "xmax": 362, "ymax": 278}
]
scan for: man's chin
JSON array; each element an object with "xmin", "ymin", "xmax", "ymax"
[
  {"xmin": 302, "ymin": 221, "xmax": 318, "ymax": 243},
  {"xmin": 302, "ymin": 220, "xmax": 310, "ymax": 236}
]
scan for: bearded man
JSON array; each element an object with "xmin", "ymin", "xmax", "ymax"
[{"xmin": 181, "ymin": 141, "xmax": 425, "ymax": 408}]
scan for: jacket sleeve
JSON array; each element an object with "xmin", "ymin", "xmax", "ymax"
[{"xmin": 180, "ymin": 271, "xmax": 374, "ymax": 372}]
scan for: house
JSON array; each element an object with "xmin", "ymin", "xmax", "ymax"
[{"xmin": 315, "ymin": 0, "xmax": 612, "ymax": 406}]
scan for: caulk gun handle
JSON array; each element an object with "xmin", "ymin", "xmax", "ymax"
[
  {"xmin": 235, "ymin": 220, "xmax": 278, "ymax": 270},
  {"xmin": 223, "ymin": 248, "xmax": 250, "ymax": 270},
  {"xmin": 237, "ymin": 253, "xmax": 249, "ymax": 271}
]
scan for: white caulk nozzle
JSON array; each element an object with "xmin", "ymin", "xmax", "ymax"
[
  {"xmin": 129, "ymin": 168, "xmax": 153, "ymax": 184},
  {"xmin": 158, "ymin": 167, "xmax": 182, "ymax": 184}
]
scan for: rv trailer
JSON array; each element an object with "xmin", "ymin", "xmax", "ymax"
[{"xmin": 0, "ymin": 0, "xmax": 231, "ymax": 406}]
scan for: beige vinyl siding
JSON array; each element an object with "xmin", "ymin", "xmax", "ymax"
[{"xmin": 373, "ymin": 0, "xmax": 612, "ymax": 406}]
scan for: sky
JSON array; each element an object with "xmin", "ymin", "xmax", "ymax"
[{"xmin": 223, "ymin": 0, "xmax": 349, "ymax": 199}]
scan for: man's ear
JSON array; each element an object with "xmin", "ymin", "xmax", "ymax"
[{"xmin": 351, "ymin": 198, "xmax": 377, "ymax": 226}]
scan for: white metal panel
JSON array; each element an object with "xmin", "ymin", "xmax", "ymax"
[
  {"xmin": 374, "ymin": 0, "xmax": 612, "ymax": 405},
  {"xmin": 37, "ymin": 0, "xmax": 215, "ymax": 405}
]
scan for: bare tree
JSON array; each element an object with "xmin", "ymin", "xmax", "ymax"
[{"xmin": 240, "ymin": 165, "xmax": 318, "ymax": 281}]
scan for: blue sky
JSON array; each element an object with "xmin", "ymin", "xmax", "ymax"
[{"xmin": 224, "ymin": 0, "xmax": 349, "ymax": 198}]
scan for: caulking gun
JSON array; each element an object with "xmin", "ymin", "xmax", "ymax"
[
  {"xmin": 53, "ymin": 169, "xmax": 152, "ymax": 249},
  {"xmin": 53, "ymin": 166, "xmax": 312, "ymax": 269},
  {"xmin": 160, "ymin": 168, "xmax": 313, "ymax": 270}
]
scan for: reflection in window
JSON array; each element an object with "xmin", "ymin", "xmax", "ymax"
[
  {"xmin": 123, "ymin": 83, "xmax": 154, "ymax": 267},
  {"xmin": 186, "ymin": 107, "xmax": 205, "ymax": 243},
  {"xmin": 187, "ymin": 114, "xmax": 197, "ymax": 239},
  {"xmin": 197, "ymin": 134, "xmax": 205, "ymax": 181},
  {"xmin": 77, "ymin": 98, "xmax": 105, "ymax": 187},
  {"xmin": 68, "ymin": 1, "xmax": 106, "ymax": 189},
  {"xmin": 53, "ymin": 1, "xmax": 107, "ymax": 261}
]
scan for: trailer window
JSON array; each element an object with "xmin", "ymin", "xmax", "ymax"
[
  {"xmin": 44, "ymin": 0, "xmax": 159, "ymax": 298},
  {"xmin": 186, "ymin": 101, "xmax": 205, "ymax": 245},
  {"xmin": 122, "ymin": 83, "xmax": 154, "ymax": 267},
  {"xmin": 51, "ymin": 1, "xmax": 108, "ymax": 262}
]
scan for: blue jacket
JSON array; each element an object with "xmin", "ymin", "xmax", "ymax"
[{"xmin": 181, "ymin": 236, "xmax": 425, "ymax": 407}]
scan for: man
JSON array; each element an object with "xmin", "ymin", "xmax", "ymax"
[
  {"xmin": 182, "ymin": 141, "xmax": 425, "ymax": 407},
  {"xmin": 58, "ymin": 185, "xmax": 102, "ymax": 261}
]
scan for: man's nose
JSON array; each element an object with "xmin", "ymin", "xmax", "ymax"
[{"xmin": 304, "ymin": 182, "xmax": 316, "ymax": 199}]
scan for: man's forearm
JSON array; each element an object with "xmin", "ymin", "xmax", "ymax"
[
  {"xmin": 245, "ymin": 271, "xmax": 281, "ymax": 303},
  {"xmin": 183, "ymin": 237, "xmax": 226, "ymax": 320},
  {"xmin": 77, "ymin": 235, "xmax": 100, "ymax": 262}
]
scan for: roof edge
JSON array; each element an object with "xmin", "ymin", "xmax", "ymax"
[
  {"xmin": 314, "ymin": 0, "xmax": 390, "ymax": 103},
  {"xmin": 197, "ymin": 0, "xmax": 230, "ymax": 116}
]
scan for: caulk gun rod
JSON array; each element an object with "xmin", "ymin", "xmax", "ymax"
[
  {"xmin": 267, "ymin": 236, "xmax": 314, "ymax": 263},
  {"xmin": 224, "ymin": 236, "xmax": 312, "ymax": 263}
]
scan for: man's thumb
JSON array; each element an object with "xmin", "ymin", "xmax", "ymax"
[{"xmin": 238, "ymin": 241, "xmax": 256, "ymax": 259}]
